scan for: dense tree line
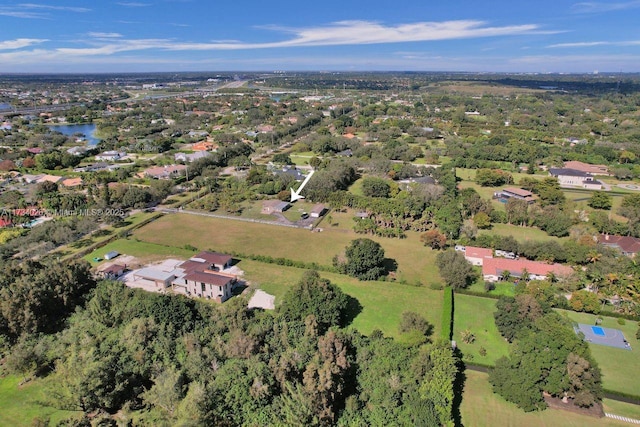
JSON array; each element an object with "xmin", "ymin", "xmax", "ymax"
[{"xmin": 0, "ymin": 269, "xmax": 459, "ymax": 425}]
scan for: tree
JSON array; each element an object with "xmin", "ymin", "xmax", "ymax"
[
  {"xmin": 435, "ymin": 249, "xmax": 476, "ymax": 289},
  {"xmin": 334, "ymin": 238, "xmax": 387, "ymax": 280},
  {"xmin": 278, "ymin": 270, "xmax": 349, "ymax": 334},
  {"xmin": 420, "ymin": 229, "xmax": 447, "ymax": 250},
  {"xmin": 361, "ymin": 177, "xmax": 391, "ymax": 198},
  {"xmin": 473, "ymin": 212, "xmax": 491, "ymax": 229},
  {"xmin": 569, "ymin": 290, "xmax": 600, "ymax": 313},
  {"xmin": 588, "ymin": 191, "xmax": 612, "ymax": 210}
]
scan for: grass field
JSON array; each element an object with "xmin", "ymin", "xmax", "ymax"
[
  {"xmin": 83, "ymin": 238, "xmax": 197, "ymax": 266},
  {"xmin": 453, "ymin": 294, "xmax": 510, "ymax": 365},
  {"xmin": 240, "ymin": 259, "xmax": 444, "ymax": 339},
  {"xmin": 478, "ymin": 223, "xmax": 566, "ymax": 243},
  {"xmin": 559, "ymin": 310, "xmax": 640, "ymax": 396},
  {"xmin": 132, "ymin": 213, "xmax": 442, "ymax": 285},
  {"xmin": 0, "ymin": 375, "xmax": 80, "ymax": 426},
  {"xmin": 460, "ymin": 370, "xmax": 631, "ymax": 427}
]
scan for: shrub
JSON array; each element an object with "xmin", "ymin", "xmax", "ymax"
[
  {"xmin": 617, "ymin": 318, "xmax": 626, "ymax": 326},
  {"xmin": 479, "ymin": 347, "xmax": 487, "ymax": 357}
]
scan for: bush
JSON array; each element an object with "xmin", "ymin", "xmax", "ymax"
[
  {"xmin": 479, "ymin": 347, "xmax": 487, "ymax": 357},
  {"xmin": 484, "ymin": 282, "xmax": 495, "ymax": 292},
  {"xmin": 617, "ymin": 318, "xmax": 626, "ymax": 326}
]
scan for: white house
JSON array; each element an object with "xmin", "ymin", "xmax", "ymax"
[{"xmin": 549, "ymin": 168, "xmax": 603, "ymax": 190}]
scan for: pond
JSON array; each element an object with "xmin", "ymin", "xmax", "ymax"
[{"xmin": 47, "ymin": 123, "xmax": 101, "ymax": 146}]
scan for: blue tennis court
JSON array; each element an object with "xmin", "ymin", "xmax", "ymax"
[{"xmin": 574, "ymin": 323, "xmax": 631, "ymax": 350}]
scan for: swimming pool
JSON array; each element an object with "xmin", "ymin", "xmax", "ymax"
[{"xmin": 591, "ymin": 326, "xmax": 606, "ymax": 336}]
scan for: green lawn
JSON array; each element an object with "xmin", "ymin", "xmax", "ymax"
[
  {"xmin": 0, "ymin": 375, "xmax": 81, "ymax": 426},
  {"xmin": 241, "ymin": 260, "xmax": 443, "ymax": 339},
  {"xmin": 453, "ymin": 294, "xmax": 510, "ymax": 365},
  {"xmin": 558, "ymin": 310, "xmax": 640, "ymax": 396},
  {"xmin": 132, "ymin": 213, "xmax": 442, "ymax": 285},
  {"xmin": 478, "ymin": 222, "xmax": 566, "ymax": 243},
  {"xmin": 460, "ymin": 370, "xmax": 630, "ymax": 427},
  {"xmin": 83, "ymin": 238, "xmax": 197, "ymax": 267},
  {"xmin": 347, "ymin": 178, "xmax": 365, "ymax": 196}
]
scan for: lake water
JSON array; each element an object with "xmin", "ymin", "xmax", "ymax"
[{"xmin": 47, "ymin": 123, "xmax": 101, "ymax": 146}]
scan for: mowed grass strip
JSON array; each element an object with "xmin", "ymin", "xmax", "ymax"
[
  {"xmin": 241, "ymin": 260, "xmax": 443, "ymax": 339},
  {"xmin": 453, "ymin": 293, "xmax": 510, "ymax": 365},
  {"xmin": 83, "ymin": 239, "xmax": 197, "ymax": 266},
  {"xmin": 558, "ymin": 310, "xmax": 640, "ymax": 396},
  {"xmin": 0, "ymin": 375, "xmax": 80, "ymax": 426},
  {"xmin": 132, "ymin": 213, "xmax": 441, "ymax": 285},
  {"xmin": 461, "ymin": 370, "xmax": 630, "ymax": 427}
]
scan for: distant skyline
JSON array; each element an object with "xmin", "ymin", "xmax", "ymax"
[{"xmin": 0, "ymin": 0, "xmax": 639, "ymax": 73}]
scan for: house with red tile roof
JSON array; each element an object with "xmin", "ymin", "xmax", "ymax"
[
  {"xmin": 61, "ymin": 177, "xmax": 83, "ymax": 188},
  {"xmin": 597, "ymin": 234, "xmax": 640, "ymax": 258},
  {"xmin": 462, "ymin": 246, "xmax": 493, "ymax": 266},
  {"xmin": 483, "ymin": 258, "xmax": 573, "ymax": 282}
]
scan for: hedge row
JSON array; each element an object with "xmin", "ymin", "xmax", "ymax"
[
  {"xmin": 226, "ymin": 250, "xmax": 339, "ymax": 273},
  {"xmin": 442, "ymin": 286, "xmax": 453, "ymax": 341}
]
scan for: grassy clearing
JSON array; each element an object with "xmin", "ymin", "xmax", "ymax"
[
  {"xmin": 453, "ymin": 294, "xmax": 510, "ymax": 365},
  {"xmin": 460, "ymin": 370, "xmax": 630, "ymax": 427},
  {"xmin": 478, "ymin": 222, "xmax": 565, "ymax": 243},
  {"xmin": 83, "ymin": 238, "xmax": 197, "ymax": 267},
  {"xmin": 603, "ymin": 399, "xmax": 640, "ymax": 419},
  {"xmin": 347, "ymin": 177, "xmax": 364, "ymax": 196},
  {"xmin": 132, "ymin": 213, "xmax": 442, "ymax": 285},
  {"xmin": 0, "ymin": 375, "xmax": 80, "ymax": 426},
  {"xmin": 240, "ymin": 259, "xmax": 443, "ymax": 339},
  {"xmin": 558, "ymin": 310, "xmax": 640, "ymax": 396}
]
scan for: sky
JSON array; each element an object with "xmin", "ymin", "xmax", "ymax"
[{"xmin": 0, "ymin": 0, "xmax": 639, "ymax": 73}]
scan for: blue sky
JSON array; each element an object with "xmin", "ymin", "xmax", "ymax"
[{"xmin": 0, "ymin": 0, "xmax": 638, "ymax": 73}]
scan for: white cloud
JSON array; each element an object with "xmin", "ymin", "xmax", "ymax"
[
  {"xmin": 17, "ymin": 3, "xmax": 91, "ymax": 12},
  {"xmin": 51, "ymin": 19, "xmax": 544, "ymax": 56},
  {"xmin": 571, "ymin": 1, "xmax": 640, "ymax": 13},
  {"xmin": 548, "ymin": 40, "xmax": 640, "ymax": 48},
  {"xmin": 0, "ymin": 38, "xmax": 47, "ymax": 50},
  {"xmin": 87, "ymin": 32, "xmax": 124, "ymax": 39}
]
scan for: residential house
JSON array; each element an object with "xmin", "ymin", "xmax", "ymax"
[
  {"xmin": 174, "ymin": 151, "xmax": 211, "ymax": 163},
  {"xmin": 482, "ymin": 258, "xmax": 573, "ymax": 283},
  {"xmin": 191, "ymin": 141, "xmax": 217, "ymax": 151},
  {"xmin": 494, "ymin": 187, "xmax": 536, "ymax": 204},
  {"xmin": 262, "ymin": 199, "xmax": 291, "ymax": 214},
  {"xmin": 142, "ymin": 164, "xmax": 187, "ymax": 179},
  {"xmin": 95, "ymin": 151, "xmax": 126, "ymax": 161},
  {"xmin": 462, "ymin": 246, "xmax": 493, "ymax": 266},
  {"xmin": 61, "ymin": 177, "xmax": 83, "ymax": 188},
  {"xmin": 190, "ymin": 251, "xmax": 233, "ymax": 271},
  {"xmin": 100, "ymin": 264, "xmax": 126, "ymax": 279},
  {"xmin": 36, "ymin": 174, "xmax": 64, "ymax": 184},
  {"xmin": 597, "ymin": 234, "xmax": 640, "ymax": 258},
  {"xmin": 276, "ymin": 166, "xmax": 305, "ymax": 181},
  {"xmin": 549, "ymin": 168, "xmax": 603, "ymax": 190},
  {"xmin": 563, "ymin": 161, "xmax": 610, "ymax": 176},
  {"xmin": 67, "ymin": 146, "xmax": 88, "ymax": 156},
  {"xmin": 170, "ymin": 252, "xmax": 237, "ymax": 302}
]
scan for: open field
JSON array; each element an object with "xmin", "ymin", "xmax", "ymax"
[
  {"xmin": 83, "ymin": 238, "xmax": 197, "ymax": 266},
  {"xmin": 0, "ymin": 375, "xmax": 80, "ymax": 426},
  {"xmin": 478, "ymin": 222, "xmax": 566, "ymax": 243},
  {"xmin": 240, "ymin": 259, "xmax": 443, "ymax": 339},
  {"xmin": 132, "ymin": 213, "xmax": 441, "ymax": 285},
  {"xmin": 460, "ymin": 370, "xmax": 631, "ymax": 427},
  {"xmin": 453, "ymin": 294, "xmax": 510, "ymax": 365},
  {"xmin": 559, "ymin": 310, "xmax": 640, "ymax": 396}
]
